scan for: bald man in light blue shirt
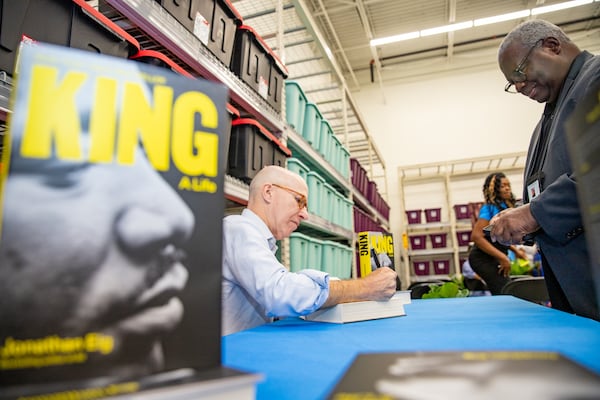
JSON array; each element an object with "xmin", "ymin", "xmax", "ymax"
[{"xmin": 222, "ymin": 166, "xmax": 398, "ymax": 335}]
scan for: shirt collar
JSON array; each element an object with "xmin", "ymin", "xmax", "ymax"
[{"xmin": 241, "ymin": 208, "xmax": 278, "ymax": 253}]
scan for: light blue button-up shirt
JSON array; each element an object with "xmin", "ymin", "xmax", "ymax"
[{"xmin": 222, "ymin": 209, "xmax": 330, "ymax": 335}]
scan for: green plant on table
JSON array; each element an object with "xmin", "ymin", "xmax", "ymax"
[
  {"xmin": 422, "ymin": 274, "xmax": 470, "ymax": 299},
  {"xmin": 510, "ymin": 258, "xmax": 534, "ymax": 275}
]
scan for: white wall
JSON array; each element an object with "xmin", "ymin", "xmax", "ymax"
[
  {"xmin": 352, "ymin": 66, "xmax": 545, "ymax": 280},
  {"xmin": 354, "ymin": 68, "xmax": 543, "ymax": 166}
]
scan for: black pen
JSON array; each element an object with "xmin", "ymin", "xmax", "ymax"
[{"xmin": 371, "ymin": 247, "xmax": 381, "ymax": 269}]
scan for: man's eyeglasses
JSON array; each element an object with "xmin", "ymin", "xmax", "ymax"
[
  {"xmin": 271, "ymin": 183, "xmax": 308, "ymax": 210},
  {"xmin": 504, "ymin": 39, "xmax": 544, "ymax": 94}
]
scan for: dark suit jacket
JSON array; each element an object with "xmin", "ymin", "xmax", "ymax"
[{"xmin": 523, "ymin": 51, "xmax": 600, "ymax": 321}]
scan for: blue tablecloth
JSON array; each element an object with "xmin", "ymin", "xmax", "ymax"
[{"xmin": 222, "ymin": 296, "xmax": 600, "ymax": 400}]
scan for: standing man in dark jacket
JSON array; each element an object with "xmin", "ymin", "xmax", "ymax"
[{"xmin": 491, "ymin": 19, "xmax": 600, "ymax": 321}]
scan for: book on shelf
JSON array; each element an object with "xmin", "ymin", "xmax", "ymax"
[
  {"xmin": 304, "ymin": 291, "xmax": 411, "ymax": 324},
  {"xmin": 357, "ymin": 231, "xmax": 401, "ymax": 289},
  {"xmin": 326, "ymin": 350, "xmax": 600, "ymax": 400},
  {"xmin": 0, "ymin": 41, "xmax": 260, "ymax": 399}
]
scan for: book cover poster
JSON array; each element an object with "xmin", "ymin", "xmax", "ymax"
[
  {"xmin": 327, "ymin": 351, "xmax": 600, "ymax": 400},
  {"xmin": 357, "ymin": 231, "xmax": 400, "ymax": 289},
  {"xmin": 0, "ymin": 42, "xmax": 229, "ymax": 398}
]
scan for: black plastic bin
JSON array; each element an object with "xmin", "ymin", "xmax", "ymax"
[
  {"xmin": 230, "ymin": 25, "xmax": 270, "ymax": 101},
  {"xmin": 0, "ymin": 0, "xmax": 140, "ymax": 76},
  {"xmin": 227, "ymin": 118, "xmax": 291, "ymax": 183},
  {"xmin": 130, "ymin": 49, "xmax": 195, "ymax": 78},
  {"xmin": 267, "ymin": 50, "xmax": 288, "ymax": 114},
  {"xmin": 155, "ymin": 0, "xmax": 242, "ymax": 67},
  {"xmin": 230, "ymin": 24, "xmax": 287, "ymax": 113}
]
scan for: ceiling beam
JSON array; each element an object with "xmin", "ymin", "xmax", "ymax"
[{"xmin": 355, "ymin": 0, "xmax": 387, "ymax": 103}]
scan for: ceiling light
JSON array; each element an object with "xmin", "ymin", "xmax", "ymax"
[
  {"xmin": 474, "ymin": 10, "xmax": 531, "ymax": 26},
  {"xmin": 532, "ymin": 0, "xmax": 593, "ymax": 15},
  {"xmin": 368, "ymin": 0, "xmax": 595, "ymax": 48},
  {"xmin": 420, "ymin": 21, "xmax": 473, "ymax": 37},
  {"xmin": 370, "ymin": 31, "xmax": 420, "ymax": 47}
]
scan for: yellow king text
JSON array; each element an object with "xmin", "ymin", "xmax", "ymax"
[{"xmin": 19, "ymin": 65, "xmax": 219, "ymax": 178}]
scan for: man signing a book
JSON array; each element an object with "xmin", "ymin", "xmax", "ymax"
[{"xmin": 221, "ymin": 165, "xmax": 398, "ymax": 335}]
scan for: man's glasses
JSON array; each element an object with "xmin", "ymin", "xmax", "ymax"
[
  {"xmin": 271, "ymin": 183, "xmax": 308, "ymax": 210},
  {"xmin": 504, "ymin": 39, "xmax": 544, "ymax": 94}
]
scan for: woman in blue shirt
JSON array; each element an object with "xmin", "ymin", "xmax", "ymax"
[{"xmin": 469, "ymin": 172, "xmax": 527, "ymax": 294}]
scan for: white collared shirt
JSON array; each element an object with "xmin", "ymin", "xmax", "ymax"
[{"xmin": 222, "ymin": 209, "xmax": 330, "ymax": 335}]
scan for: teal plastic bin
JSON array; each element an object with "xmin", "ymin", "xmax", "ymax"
[
  {"xmin": 307, "ymin": 236, "xmax": 323, "ymax": 270},
  {"xmin": 330, "ymin": 134, "xmax": 342, "ymax": 174},
  {"xmin": 302, "ymin": 102, "xmax": 322, "ymax": 148},
  {"xmin": 322, "ymin": 241, "xmax": 352, "ymax": 278},
  {"xmin": 321, "ymin": 241, "xmax": 336, "ymax": 276},
  {"xmin": 337, "ymin": 242, "xmax": 353, "ymax": 279},
  {"xmin": 339, "ymin": 144, "xmax": 350, "ymax": 179},
  {"xmin": 322, "ymin": 182, "xmax": 336, "ymax": 222},
  {"xmin": 285, "ymin": 81, "xmax": 307, "ymax": 134},
  {"xmin": 289, "ymin": 232, "xmax": 310, "ymax": 272},
  {"xmin": 340, "ymin": 196, "xmax": 354, "ymax": 230},
  {"xmin": 330, "ymin": 188, "xmax": 343, "ymax": 227},
  {"xmin": 318, "ymin": 119, "xmax": 333, "ymax": 161},
  {"xmin": 287, "ymin": 157, "xmax": 310, "ymax": 182},
  {"xmin": 306, "ymin": 171, "xmax": 325, "ymax": 217}
]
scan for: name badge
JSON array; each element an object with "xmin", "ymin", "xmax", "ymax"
[{"xmin": 526, "ymin": 171, "xmax": 545, "ymax": 202}]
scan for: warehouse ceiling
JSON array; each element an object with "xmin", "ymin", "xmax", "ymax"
[{"xmin": 232, "ymin": 0, "xmax": 600, "ymax": 183}]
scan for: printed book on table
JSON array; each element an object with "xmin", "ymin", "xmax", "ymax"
[
  {"xmin": 326, "ymin": 351, "xmax": 600, "ymax": 400},
  {"xmin": 357, "ymin": 231, "xmax": 401, "ymax": 289},
  {"xmin": 304, "ymin": 291, "xmax": 411, "ymax": 324},
  {"xmin": 0, "ymin": 42, "xmax": 259, "ymax": 399}
]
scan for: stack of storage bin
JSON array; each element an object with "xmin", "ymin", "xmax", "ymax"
[
  {"xmin": 351, "ymin": 158, "xmax": 369, "ymax": 196},
  {"xmin": 285, "ymin": 81, "xmax": 308, "ymax": 135},
  {"xmin": 469, "ymin": 201, "xmax": 484, "ymax": 226},
  {"xmin": 287, "ymin": 158, "xmax": 352, "ymax": 230},
  {"xmin": 284, "ymin": 81, "xmax": 351, "ymax": 179},
  {"xmin": 405, "ymin": 207, "xmax": 444, "ymax": 225},
  {"xmin": 303, "ymin": 102, "xmax": 323, "ymax": 149},
  {"xmin": 453, "ymin": 204, "xmax": 471, "ymax": 221},
  {"xmin": 432, "ymin": 259, "xmax": 450, "ymax": 275},
  {"xmin": 456, "ymin": 231, "xmax": 472, "ymax": 247},
  {"xmin": 155, "ymin": 0, "xmax": 242, "ymax": 68},
  {"xmin": 318, "ymin": 119, "xmax": 333, "ymax": 162},
  {"xmin": 287, "ymin": 157, "xmax": 310, "ymax": 182},
  {"xmin": 350, "ymin": 158, "xmax": 390, "ymax": 225},
  {"xmin": 227, "ymin": 118, "xmax": 291, "ymax": 183},
  {"xmin": 289, "ymin": 233, "xmax": 352, "ymax": 278},
  {"xmin": 405, "ymin": 209, "xmax": 422, "ymax": 224},
  {"xmin": 149, "ymin": 0, "xmax": 287, "ymax": 113},
  {"xmin": 1, "ymin": 0, "xmax": 140, "ymax": 77},
  {"xmin": 429, "ymin": 233, "xmax": 447, "ymax": 248},
  {"xmin": 289, "ymin": 232, "xmax": 321, "ymax": 272},
  {"xmin": 306, "ymin": 171, "xmax": 325, "ymax": 217},
  {"xmin": 321, "ymin": 240, "xmax": 352, "ymax": 279},
  {"xmin": 353, "ymin": 206, "xmax": 385, "ymax": 233},
  {"xmin": 409, "ymin": 235, "xmax": 426, "ymax": 250},
  {"xmin": 424, "ymin": 207, "xmax": 442, "ymax": 223},
  {"xmin": 413, "ymin": 260, "xmax": 430, "ymax": 276},
  {"xmin": 230, "ymin": 24, "xmax": 288, "ymax": 112}
]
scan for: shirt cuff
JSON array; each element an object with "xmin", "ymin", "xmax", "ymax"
[{"xmin": 297, "ymin": 269, "xmax": 330, "ymax": 288}]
